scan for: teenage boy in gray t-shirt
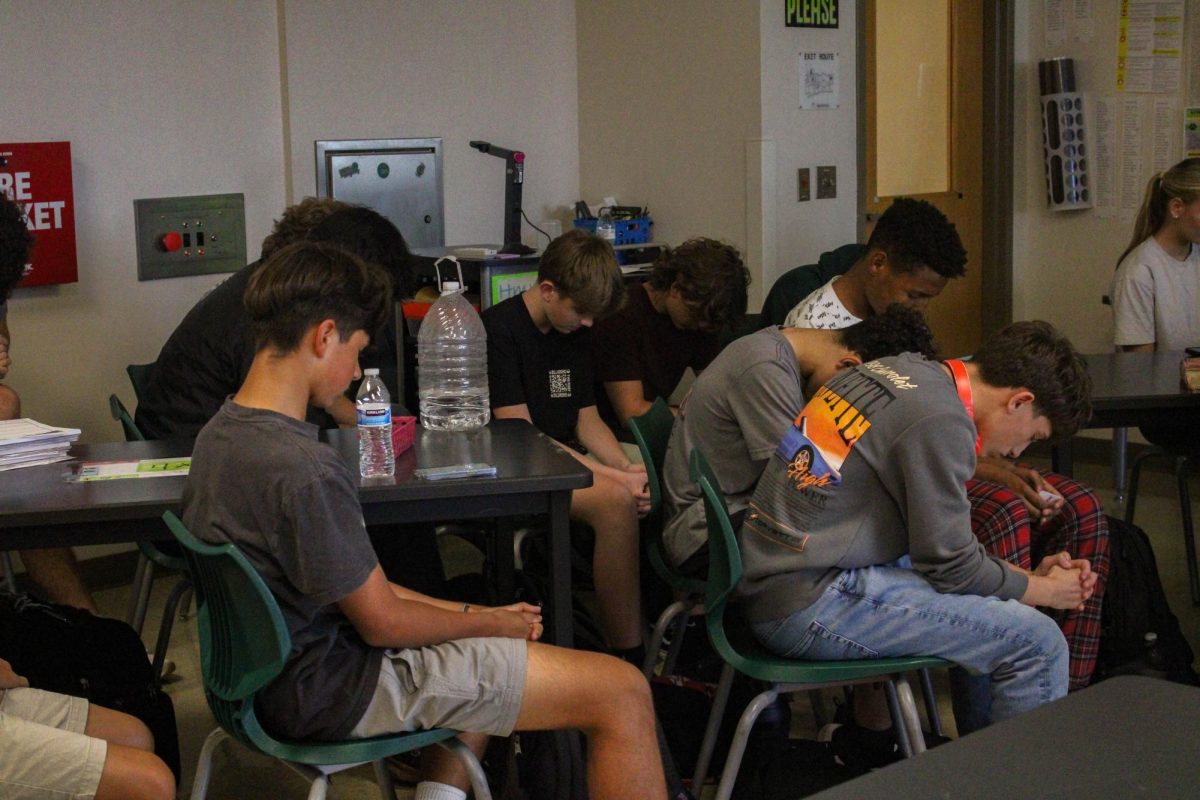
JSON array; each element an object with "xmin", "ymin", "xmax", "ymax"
[
  {"xmin": 740, "ymin": 322, "xmax": 1097, "ymax": 725},
  {"xmin": 182, "ymin": 241, "xmax": 665, "ymax": 800}
]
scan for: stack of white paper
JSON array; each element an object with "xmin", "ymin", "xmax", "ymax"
[{"xmin": 0, "ymin": 418, "xmax": 82, "ymax": 471}]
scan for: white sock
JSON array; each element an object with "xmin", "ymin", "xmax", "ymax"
[{"xmin": 413, "ymin": 781, "xmax": 468, "ymax": 800}]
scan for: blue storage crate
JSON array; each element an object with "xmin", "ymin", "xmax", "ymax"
[{"xmin": 573, "ymin": 215, "xmax": 654, "ymax": 245}]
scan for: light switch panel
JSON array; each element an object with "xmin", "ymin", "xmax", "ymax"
[
  {"xmin": 816, "ymin": 166, "xmax": 837, "ymax": 199},
  {"xmin": 134, "ymin": 193, "xmax": 246, "ymax": 281}
]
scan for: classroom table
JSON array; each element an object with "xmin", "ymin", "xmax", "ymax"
[
  {"xmin": 0, "ymin": 418, "xmax": 593, "ymax": 798},
  {"xmin": 1053, "ymin": 351, "xmax": 1200, "ymax": 478},
  {"xmin": 0, "ymin": 419, "xmax": 592, "ymax": 646},
  {"xmin": 807, "ymin": 675, "xmax": 1200, "ymax": 799}
]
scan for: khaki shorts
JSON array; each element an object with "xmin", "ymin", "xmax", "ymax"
[
  {"xmin": 350, "ymin": 637, "xmax": 527, "ymax": 738},
  {"xmin": 0, "ymin": 687, "xmax": 106, "ymax": 800}
]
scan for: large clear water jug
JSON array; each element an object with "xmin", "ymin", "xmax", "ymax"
[{"xmin": 417, "ymin": 277, "xmax": 490, "ymax": 431}]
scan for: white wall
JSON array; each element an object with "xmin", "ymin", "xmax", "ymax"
[
  {"xmin": 1012, "ymin": 2, "xmax": 1198, "ymax": 354},
  {"xmin": 1, "ymin": 0, "xmax": 286, "ymax": 443},
  {"xmin": 575, "ymin": 2, "xmax": 763, "ymax": 299},
  {"xmin": 575, "ymin": 2, "xmax": 859, "ymax": 311},
  {"xmin": 282, "ymin": 0, "xmax": 580, "ymax": 248},
  {"xmin": 758, "ymin": 0, "xmax": 859, "ymax": 295},
  {"xmin": 2, "ymin": 0, "xmax": 582, "ymax": 569}
]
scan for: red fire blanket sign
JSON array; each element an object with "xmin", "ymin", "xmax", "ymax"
[{"xmin": 0, "ymin": 141, "xmax": 78, "ymax": 288}]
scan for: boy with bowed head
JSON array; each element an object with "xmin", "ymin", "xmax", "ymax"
[{"xmin": 183, "ymin": 240, "xmax": 666, "ymax": 800}]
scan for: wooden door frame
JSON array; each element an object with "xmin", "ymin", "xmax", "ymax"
[{"xmin": 856, "ymin": 0, "xmax": 1014, "ymax": 338}]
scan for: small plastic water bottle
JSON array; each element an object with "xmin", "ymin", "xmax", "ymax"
[
  {"xmin": 417, "ymin": 280, "xmax": 490, "ymax": 431},
  {"xmin": 356, "ymin": 368, "xmax": 394, "ymax": 477},
  {"xmin": 596, "ymin": 211, "xmax": 617, "ymax": 244}
]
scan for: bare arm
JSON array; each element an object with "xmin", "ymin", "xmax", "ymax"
[
  {"xmin": 325, "ymin": 394, "xmax": 357, "ymax": 428},
  {"xmin": 1120, "ymin": 343, "xmax": 1154, "ymax": 353},
  {"xmin": 495, "ymin": 402, "xmax": 631, "ymax": 470},
  {"xmin": 495, "ymin": 403, "xmax": 650, "ymax": 515},
  {"xmin": 973, "ymin": 457, "xmax": 1063, "ymax": 521},
  {"xmin": 0, "ymin": 319, "xmax": 11, "ymax": 380},
  {"xmin": 603, "ymin": 380, "xmax": 653, "ymax": 431},
  {"xmin": 0, "ymin": 657, "xmax": 28, "ymax": 689},
  {"xmin": 576, "ymin": 405, "xmax": 650, "ymax": 514},
  {"xmin": 576, "ymin": 405, "xmax": 633, "ymax": 469},
  {"xmin": 339, "ymin": 565, "xmax": 541, "ymax": 648}
]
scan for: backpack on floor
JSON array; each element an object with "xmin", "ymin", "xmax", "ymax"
[
  {"xmin": 1093, "ymin": 516, "xmax": 1200, "ymax": 686},
  {"xmin": 0, "ymin": 592, "xmax": 182, "ymax": 781}
]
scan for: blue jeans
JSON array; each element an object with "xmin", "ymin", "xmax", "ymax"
[{"xmin": 749, "ymin": 559, "xmax": 1068, "ymax": 725}]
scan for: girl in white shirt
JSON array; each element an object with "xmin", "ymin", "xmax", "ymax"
[{"xmin": 1111, "ymin": 158, "xmax": 1200, "ymax": 352}]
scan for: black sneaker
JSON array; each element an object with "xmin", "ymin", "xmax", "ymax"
[{"xmin": 818, "ymin": 722, "xmax": 952, "ymax": 770}]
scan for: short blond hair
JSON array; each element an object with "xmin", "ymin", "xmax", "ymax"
[{"xmin": 537, "ymin": 230, "xmax": 625, "ymax": 318}]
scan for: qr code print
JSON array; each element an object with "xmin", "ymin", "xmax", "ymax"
[{"xmin": 548, "ymin": 369, "xmax": 572, "ymax": 398}]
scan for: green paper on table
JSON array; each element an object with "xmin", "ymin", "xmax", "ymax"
[{"xmin": 76, "ymin": 458, "xmax": 191, "ymax": 481}]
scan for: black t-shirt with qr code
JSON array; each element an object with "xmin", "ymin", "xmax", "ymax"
[{"xmin": 482, "ymin": 294, "xmax": 595, "ymax": 443}]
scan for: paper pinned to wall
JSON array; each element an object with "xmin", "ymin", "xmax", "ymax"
[
  {"xmin": 1152, "ymin": 98, "xmax": 1176, "ymax": 173},
  {"xmin": 1186, "ymin": 108, "xmax": 1200, "ymax": 158},
  {"xmin": 798, "ymin": 52, "xmax": 839, "ymax": 109},
  {"xmin": 1094, "ymin": 96, "xmax": 1118, "ymax": 219},
  {"xmin": 1118, "ymin": 97, "xmax": 1146, "ymax": 221},
  {"xmin": 1116, "ymin": 0, "xmax": 1183, "ymax": 93},
  {"xmin": 1045, "ymin": 0, "xmax": 1066, "ymax": 48},
  {"xmin": 1072, "ymin": 0, "xmax": 1094, "ymax": 42}
]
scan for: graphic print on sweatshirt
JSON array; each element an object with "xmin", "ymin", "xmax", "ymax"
[{"xmin": 745, "ymin": 361, "xmax": 917, "ymax": 546}]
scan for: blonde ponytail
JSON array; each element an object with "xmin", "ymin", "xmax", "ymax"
[{"xmin": 1117, "ymin": 158, "xmax": 1200, "ymax": 267}]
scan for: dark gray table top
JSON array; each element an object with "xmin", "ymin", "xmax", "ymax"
[
  {"xmin": 0, "ymin": 418, "xmax": 589, "ymax": 546},
  {"xmin": 1085, "ymin": 351, "xmax": 1200, "ymax": 417},
  {"xmin": 808, "ymin": 676, "xmax": 1200, "ymax": 799}
]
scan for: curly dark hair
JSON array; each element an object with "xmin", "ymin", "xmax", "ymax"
[
  {"xmin": 0, "ymin": 194, "xmax": 34, "ymax": 300},
  {"xmin": 973, "ymin": 320, "xmax": 1092, "ymax": 441},
  {"xmin": 838, "ymin": 304, "xmax": 937, "ymax": 362},
  {"xmin": 867, "ymin": 197, "xmax": 967, "ymax": 278},
  {"xmin": 245, "ymin": 240, "xmax": 393, "ymax": 353},
  {"xmin": 306, "ymin": 205, "xmax": 413, "ymax": 299},
  {"xmin": 646, "ymin": 237, "xmax": 750, "ymax": 329},
  {"xmin": 259, "ymin": 197, "xmax": 346, "ymax": 260}
]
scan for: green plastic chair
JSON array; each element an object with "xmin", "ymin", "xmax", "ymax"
[
  {"xmin": 162, "ymin": 511, "xmax": 491, "ymax": 800},
  {"xmin": 109, "ymin": 393, "xmax": 145, "ymax": 442},
  {"xmin": 126, "ymin": 361, "xmax": 156, "ymax": 403},
  {"xmin": 629, "ymin": 397, "xmax": 705, "ymax": 679},
  {"xmin": 688, "ymin": 448, "xmax": 949, "ymax": 799},
  {"xmin": 111, "ymin": 381, "xmax": 189, "ymax": 682}
]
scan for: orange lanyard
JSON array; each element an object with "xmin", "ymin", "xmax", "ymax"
[{"xmin": 944, "ymin": 359, "xmax": 982, "ymax": 457}]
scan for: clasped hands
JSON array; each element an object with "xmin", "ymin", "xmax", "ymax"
[{"xmin": 1035, "ymin": 551, "xmax": 1097, "ymax": 611}]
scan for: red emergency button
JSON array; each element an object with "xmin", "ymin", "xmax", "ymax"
[{"xmin": 160, "ymin": 232, "xmax": 183, "ymax": 252}]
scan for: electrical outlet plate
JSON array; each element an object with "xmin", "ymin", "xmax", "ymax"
[
  {"xmin": 134, "ymin": 193, "xmax": 247, "ymax": 281},
  {"xmin": 817, "ymin": 166, "xmax": 837, "ymax": 199},
  {"xmin": 797, "ymin": 167, "xmax": 811, "ymax": 201}
]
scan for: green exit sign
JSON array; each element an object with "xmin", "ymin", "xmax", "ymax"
[{"xmin": 786, "ymin": 0, "xmax": 839, "ymax": 28}]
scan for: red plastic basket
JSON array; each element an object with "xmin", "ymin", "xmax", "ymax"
[{"xmin": 392, "ymin": 415, "xmax": 416, "ymax": 455}]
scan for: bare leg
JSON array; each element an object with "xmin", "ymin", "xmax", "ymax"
[
  {"xmin": 852, "ymin": 684, "xmax": 894, "ymax": 731},
  {"xmin": 419, "ymin": 731, "xmax": 490, "ymax": 791},
  {"xmin": 569, "ymin": 474, "xmax": 642, "ymax": 650},
  {"xmin": 0, "ymin": 384, "xmax": 19, "ymax": 420},
  {"xmin": 515, "ymin": 642, "xmax": 665, "ymax": 800},
  {"xmin": 18, "ymin": 547, "xmax": 98, "ymax": 614},
  {"xmin": 86, "ymin": 704, "xmax": 175, "ymax": 800}
]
